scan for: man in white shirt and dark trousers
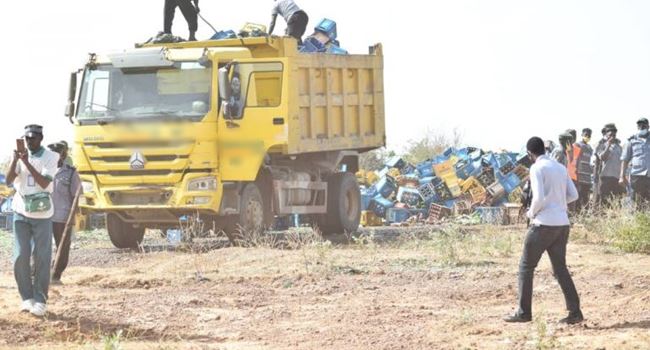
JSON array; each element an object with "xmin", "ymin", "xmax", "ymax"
[
  {"xmin": 269, "ymin": 0, "xmax": 309, "ymax": 45},
  {"xmin": 505, "ymin": 137, "xmax": 584, "ymax": 324},
  {"xmin": 6, "ymin": 125, "xmax": 59, "ymax": 317}
]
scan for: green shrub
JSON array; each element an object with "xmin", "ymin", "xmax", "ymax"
[{"xmin": 612, "ymin": 212, "xmax": 650, "ymax": 254}]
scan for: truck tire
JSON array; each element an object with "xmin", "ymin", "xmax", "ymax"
[
  {"xmin": 318, "ymin": 172, "xmax": 361, "ymax": 235},
  {"xmin": 106, "ymin": 214, "xmax": 145, "ymax": 249},
  {"xmin": 237, "ymin": 183, "xmax": 270, "ymax": 237}
]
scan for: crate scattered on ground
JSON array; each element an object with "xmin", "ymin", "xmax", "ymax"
[{"xmin": 357, "ymin": 147, "xmax": 530, "ymax": 226}]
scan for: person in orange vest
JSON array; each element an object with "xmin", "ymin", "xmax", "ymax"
[{"xmin": 568, "ymin": 129, "xmax": 594, "ymax": 213}]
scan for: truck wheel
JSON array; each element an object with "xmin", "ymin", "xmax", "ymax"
[
  {"xmin": 106, "ymin": 214, "xmax": 145, "ymax": 249},
  {"xmin": 318, "ymin": 172, "xmax": 361, "ymax": 235},
  {"xmin": 237, "ymin": 183, "xmax": 269, "ymax": 237}
]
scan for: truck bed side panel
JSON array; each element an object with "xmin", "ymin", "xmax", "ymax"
[{"xmin": 288, "ymin": 53, "xmax": 385, "ymax": 155}]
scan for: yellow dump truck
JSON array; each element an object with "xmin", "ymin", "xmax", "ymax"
[{"xmin": 65, "ymin": 37, "xmax": 385, "ymax": 248}]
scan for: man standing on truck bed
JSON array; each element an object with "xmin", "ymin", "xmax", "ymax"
[
  {"xmin": 269, "ymin": 0, "xmax": 309, "ymax": 45},
  {"xmin": 6, "ymin": 125, "xmax": 58, "ymax": 317},
  {"xmin": 164, "ymin": 0, "xmax": 200, "ymax": 41}
]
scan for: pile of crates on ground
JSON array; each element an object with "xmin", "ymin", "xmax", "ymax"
[{"xmin": 358, "ymin": 147, "xmax": 531, "ymax": 227}]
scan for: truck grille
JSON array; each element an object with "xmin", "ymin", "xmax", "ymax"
[{"xmin": 107, "ymin": 190, "xmax": 172, "ymax": 205}]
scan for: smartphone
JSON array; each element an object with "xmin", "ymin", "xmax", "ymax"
[{"xmin": 16, "ymin": 138, "xmax": 26, "ymax": 153}]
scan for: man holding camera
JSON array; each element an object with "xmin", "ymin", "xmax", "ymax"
[
  {"xmin": 594, "ymin": 124, "xmax": 624, "ymax": 205},
  {"xmin": 505, "ymin": 137, "xmax": 583, "ymax": 324},
  {"xmin": 5, "ymin": 125, "xmax": 59, "ymax": 317}
]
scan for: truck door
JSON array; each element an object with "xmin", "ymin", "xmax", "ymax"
[{"xmin": 218, "ymin": 60, "xmax": 288, "ymax": 181}]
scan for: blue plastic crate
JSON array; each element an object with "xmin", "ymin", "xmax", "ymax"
[
  {"xmin": 402, "ymin": 163, "xmax": 416, "ymax": 175},
  {"xmin": 361, "ymin": 187, "xmax": 377, "ymax": 211},
  {"xmin": 418, "ymin": 183, "xmax": 438, "ymax": 202},
  {"xmin": 386, "ymin": 207, "xmax": 411, "ymax": 223},
  {"xmin": 210, "ymin": 30, "xmax": 237, "ymax": 40},
  {"xmin": 499, "ymin": 172, "xmax": 522, "ymax": 194},
  {"xmin": 315, "ymin": 18, "xmax": 338, "ymax": 40},
  {"xmin": 386, "ymin": 156, "xmax": 407, "ymax": 171},
  {"xmin": 455, "ymin": 160, "xmax": 481, "ymax": 180},
  {"xmin": 443, "ymin": 147, "xmax": 456, "ymax": 158},
  {"xmin": 397, "ymin": 187, "xmax": 422, "ymax": 207},
  {"xmin": 368, "ymin": 196, "xmax": 394, "ymax": 218},
  {"xmin": 326, "ymin": 45, "xmax": 348, "ymax": 55},
  {"xmin": 374, "ymin": 176, "xmax": 397, "ymax": 198},
  {"xmin": 475, "ymin": 207, "xmax": 505, "ymax": 225},
  {"xmin": 299, "ymin": 37, "xmax": 326, "ymax": 53},
  {"xmin": 416, "ymin": 161, "xmax": 434, "ymax": 177},
  {"xmin": 443, "ymin": 199, "xmax": 456, "ymax": 209},
  {"xmin": 419, "ymin": 176, "xmax": 435, "ymax": 186}
]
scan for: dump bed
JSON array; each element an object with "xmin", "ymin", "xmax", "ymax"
[{"xmin": 287, "ymin": 46, "xmax": 385, "ymax": 154}]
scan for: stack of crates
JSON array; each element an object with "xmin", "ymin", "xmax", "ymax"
[{"xmin": 427, "ymin": 203, "xmax": 452, "ymax": 222}]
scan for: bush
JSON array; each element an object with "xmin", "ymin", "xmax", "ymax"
[{"xmin": 612, "ymin": 212, "xmax": 650, "ymax": 254}]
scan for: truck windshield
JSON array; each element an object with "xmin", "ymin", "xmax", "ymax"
[{"xmin": 76, "ymin": 62, "xmax": 212, "ymax": 121}]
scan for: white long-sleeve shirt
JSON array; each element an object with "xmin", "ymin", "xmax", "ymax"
[{"xmin": 527, "ymin": 155, "xmax": 579, "ymax": 226}]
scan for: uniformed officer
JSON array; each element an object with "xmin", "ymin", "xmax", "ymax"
[
  {"xmin": 621, "ymin": 118, "xmax": 650, "ymax": 207},
  {"xmin": 164, "ymin": 0, "xmax": 200, "ymax": 41}
]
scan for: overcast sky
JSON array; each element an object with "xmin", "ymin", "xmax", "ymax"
[{"xmin": 0, "ymin": 0, "xmax": 648, "ymax": 156}]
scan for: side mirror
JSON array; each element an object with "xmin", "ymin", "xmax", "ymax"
[
  {"xmin": 64, "ymin": 72, "xmax": 77, "ymax": 118},
  {"xmin": 218, "ymin": 66, "xmax": 231, "ymax": 101}
]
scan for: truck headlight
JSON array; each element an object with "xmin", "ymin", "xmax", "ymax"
[
  {"xmin": 82, "ymin": 181, "xmax": 95, "ymax": 194},
  {"xmin": 188, "ymin": 177, "xmax": 217, "ymax": 191}
]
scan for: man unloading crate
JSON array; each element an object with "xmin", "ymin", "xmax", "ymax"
[
  {"xmin": 269, "ymin": 0, "xmax": 309, "ymax": 45},
  {"xmin": 164, "ymin": 0, "xmax": 200, "ymax": 41}
]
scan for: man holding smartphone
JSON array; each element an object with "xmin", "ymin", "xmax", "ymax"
[
  {"xmin": 5, "ymin": 125, "xmax": 59, "ymax": 317},
  {"xmin": 594, "ymin": 124, "xmax": 624, "ymax": 206}
]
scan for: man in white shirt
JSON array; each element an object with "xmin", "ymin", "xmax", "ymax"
[
  {"xmin": 505, "ymin": 137, "xmax": 584, "ymax": 324},
  {"xmin": 5, "ymin": 125, "xmax": 58, "ymax": 317},
  {"xmin": 268, "ymin": 0, "xmax": 309, "ymax": 45}
]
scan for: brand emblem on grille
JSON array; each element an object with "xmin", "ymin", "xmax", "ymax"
[{"xmin": 129, "ymin": 151, "xmax": 146, "ymax": 170}]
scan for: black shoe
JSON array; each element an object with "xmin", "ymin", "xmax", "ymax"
[
  {"xmin": 504, "ymin": 313, "xmax": 532, "ymax": 323},
  {"xmin": 559, "ymin": 311, "xmax": 584, "ymax": 325}
]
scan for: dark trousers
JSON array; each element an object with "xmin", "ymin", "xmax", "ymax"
[
  {"xmin": 517, "ymin": 225, "xmax": 581, "ymax": 317},
  {"xmin": 598, "ymin": 176, "xmax": 624, "ymax": 206},
  {"xmin": 631, "ymin": 176, "xmax": 650, "ymax": 208},
  {"xmin": 286, "ymin": 10, "xmax": 308, "ymax": 45},
  {"xmin": 164, "ymin": 0, "xmax": 198, "ymax": 35},
  {"xmin": 575, "ymin": 182, "xmax": 592, "ymax": 213},
  {"xmin": 52, "ymin": 222, "xmax": 72, "ymax": 280}
]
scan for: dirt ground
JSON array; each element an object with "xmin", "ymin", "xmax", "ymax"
[{"xmin": 0, "ymin": 225, "xmax": 648, "ymax": 349}]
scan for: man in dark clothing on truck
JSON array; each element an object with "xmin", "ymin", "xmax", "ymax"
[
  {"xmin": 164, "ymin": 0, "xmax": 200, "ymax": 41},
  {"xmin": 269, "ymin": 0, "xmax": 309, "ymax": 45}
]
